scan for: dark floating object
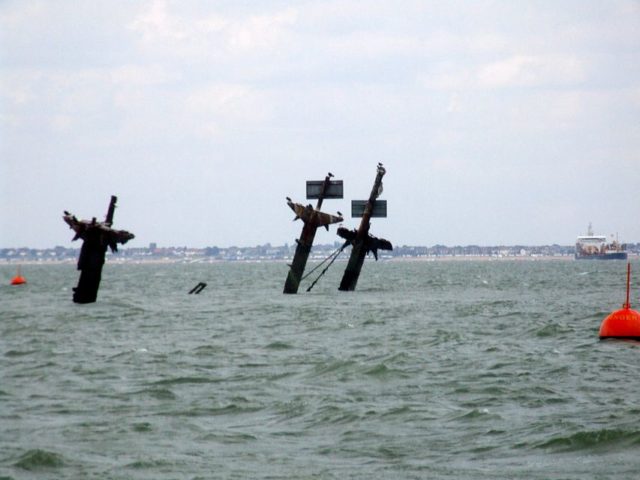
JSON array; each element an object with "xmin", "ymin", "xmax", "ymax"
[
  {"xmin": 338, "ymin": 163, "xmax": 392, "ymax": 291},
  {"xmin": 63, "ymin": 195, "xmax": 134, "ymax": 304},
  {"xmin": 189, "ymin": 282, "xmax": 207, "ymax": 294},
  {"xmin": 283, "ymin": 172, "xmax": 344, "ymax": 294}
]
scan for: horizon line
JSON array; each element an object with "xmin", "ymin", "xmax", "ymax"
[{"xmin": 3, "ymin": 241, "xmax": 640, "ymax": 251}]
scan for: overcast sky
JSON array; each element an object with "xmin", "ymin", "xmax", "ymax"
[{"xmin": 1, "ymin": 1, "xmax": 639, "ymax": 249}]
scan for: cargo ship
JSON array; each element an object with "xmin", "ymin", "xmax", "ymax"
[{"xmin": 575, "ymin": 223, "xmax": 627, "ymax": 260}]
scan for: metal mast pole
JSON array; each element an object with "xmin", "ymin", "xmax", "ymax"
[
  {"xmin": 339, "ymin": 164, "xmax": 386, "ymax": 291},
  {"xmin": 283, "ymin": 173, "xmax": 343, "ymax": 294}
]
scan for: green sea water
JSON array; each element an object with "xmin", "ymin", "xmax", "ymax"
[{"xmin": 2, "ymin": 259, "xmax": 640, "ymax": 479}]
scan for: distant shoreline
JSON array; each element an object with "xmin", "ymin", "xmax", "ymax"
[
  {"xmin": 7, "ymin": 255, "xmax": 639, "ymax": 266},
  {"xmin": 4, "ymin": 243, "xmax": 639, "ymax": 265}
]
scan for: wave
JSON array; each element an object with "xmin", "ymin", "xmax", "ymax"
[
  {"xmin": 198, "ymin": 432, "xmax": 257, "ymax": 443},
  {"xmin": 149, "ymin": 376, "xmax": 221, "ymax": 386},
  {"xmin": 13, "ymin": 449, "xmax": 64, "ymax": 471},
  {"xmin": 157, "ymin": 400, "xmax": 264, "ymax": 418},
  {"xmin": 307, "ymin": 359, "xmax": 357, "ymax": 378},
  {"xmin": 133, "ymin": 387, "xmax": 177, "ymax": 400},
  {"xmin": 4, "ymin": 349, "xmax": 38, "ymax": 358},
  {"xmin": 265, "ymin": 341, "xmax": 293, "ymax": 350},
  {"xmin": 126, "ymin": 458, "xmax": 173, "ymax": 469},
  {"xmin": 534, "ymin": 323, "xmax": 574, "ymax": 337},
  {"xmin": 449, "ymin": 408, "xmax": 500, "ymax": 422},
  {"xmin": 535, "ymin": 428, "xmax": 640, "ymax": 452},
  {"xmin": 131, "ymin": 422, "xmax": 153, "ymax": 432},
  {"xmin": 362, "ymin": 363, "xmax": 408, "ymax": 379}
]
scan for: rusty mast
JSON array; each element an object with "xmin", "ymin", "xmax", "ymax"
[
  {"xmin": 338, "ymin": 163, "xmax": 392, "ymax": 291},
  {"xmin": 283, "ymin": 173, "xmax": 344, "ymax": 294}
]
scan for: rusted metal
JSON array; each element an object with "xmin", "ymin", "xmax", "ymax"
[
  {"xmin": 63, "ymin": 195, "xmax": 134, "ymax": 303},
  {"xmin": 338, "ymin": 164, "xmax": 392, "ymax": 291},
  {"xmin": 283, "ymin": 173, "xmax": 343, "ymax": 294}
]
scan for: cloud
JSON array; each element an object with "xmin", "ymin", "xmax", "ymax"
[
  {"xmin": 129, "ymin": 1, "xmax": 298, "ymax": 58},
  {"xmin": 183, "ymin": 83, "xmax": 272, "ymax": 138},
  {"xmin": 226, "ymin": 9, "xmax": 297, "ymax": 51},
  {"xmin": 109, "ymin": 64, "xmax": 180, "ymax": 87},
  {"xmin": 129, "ymin": 0, "xmax": 190, "ymax": 44},
  {"xmin": 421, "ymin": 54, "xmax": 588, "ymax": 92},
  {"xmin": 477, "ymin": 55, "xmax": 587, "ymax": 88}
]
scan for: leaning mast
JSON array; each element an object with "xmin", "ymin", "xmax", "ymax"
[{"xmin": 338, "ymin": 163, "xmax": 392, "ymax": 291}]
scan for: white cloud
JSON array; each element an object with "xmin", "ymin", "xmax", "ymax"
[
  {"xmin": 0, "ymin": 71, "xmax": 39, "ymax": 107},
  {"xmin": 175, "ymin": 83, "xmax": 273, "ymax": 140},
  {"xmin": 109, "ymin": 64, "xmax": 180, "ymax": 86},
  {"xmin": 130, "ymin": 0, "xmax": 189, "ymax": 44},
  {"xmin": 226, "ymin": 9, "xmax": 297, "ymax": 51},
  {"xmin": 419, "ymin": 64, "xmax": 474, "ymax": 90},
  {"xmin": 421, "ymin": 54, "xmax": 588, "ymax": 92},
  {"xmin": 477, "ymin": 55, "xmax": 587, "ymax": 88},
  {"xmin": 129, "ymin": 1, "xmax": 298, "ymax": 59},
  {"xmin": 446, "ymin": 93, "xmax": 462, "ymax": 113},
  {"xmin": 324, "ymin": 32, "xmax": 422, "ymax": 58},
  {"xmin": 51, "ymin": 114, "xmax": 73, "ymax": 132},
  {"xmin": 631, "ymin": 87, "xmax": 640, "ymax": 108},
  {"xmin": 0, "ymin": 1, "xmax": 45, "ymax": 28}
]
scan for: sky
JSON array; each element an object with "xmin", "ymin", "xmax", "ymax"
[{"xmin": 1, "ymin": 0, "xmax": 639, "ymax": 249}]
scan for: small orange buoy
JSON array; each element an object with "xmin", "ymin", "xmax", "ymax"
[
  {"xmin": 11, "ymin": 275, "xmax": 26, "ymax": 285},
  {"xmin": 599, "ymin": 263, "xmax": 640, "ymax": 340},
  {"xmin": 10, "ymin": 266, "xmax": 27, "ymax": 285}
]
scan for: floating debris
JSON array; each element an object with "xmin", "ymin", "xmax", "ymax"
[{"xmin": 189, "ymin": 282, "xmax": 207, "ymax": 294}]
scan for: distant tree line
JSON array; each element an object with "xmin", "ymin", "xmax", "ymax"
[{"xmin": 2, "ymin": 242, "xmax": 640, "ymax": 262}]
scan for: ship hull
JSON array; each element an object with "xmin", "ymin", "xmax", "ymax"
[{"xmin": 575, "ymin": 252, "xmax": 628, "ymax": 260}]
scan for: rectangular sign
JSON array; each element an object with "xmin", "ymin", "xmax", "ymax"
[
  {"xmin": 351, "ymin": 200, "xmax": 387, "ymax": 218},
  {"xmin": 306, "ymin": 180, "xmax": 344, "ymax": 199}
]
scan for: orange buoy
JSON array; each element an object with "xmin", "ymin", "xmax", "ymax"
[
  {"xmin": 10, "ymin": 266, "xmax": 26, "ymax": 285},
  {"xmin": 10, "ymin": 276, "xmax": 26, "ymax": 285},
  {"xmin": 599, "ymin": 263, "xmax": 640, "ymax": 340}
]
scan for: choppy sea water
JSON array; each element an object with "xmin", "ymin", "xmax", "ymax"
[{"xmin": 2, "ymin": 259, "xmax": 640, "ymax": 479}]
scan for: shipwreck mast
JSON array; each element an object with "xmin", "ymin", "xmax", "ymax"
[
  {"xmin": 283, "ymin": 173, "xmax": 344, "ymax": 294},
  {"xmin": 338, "ymin": 163, "xmax": 391, "ymax": 291},
  {"xmin": 63, "ymin": 195, "xmax": 135, "ymax": 303}
]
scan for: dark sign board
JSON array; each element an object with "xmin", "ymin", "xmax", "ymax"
[
  {"xmin": 306, "ymin": 180, "xmax": 344, "ymax": 199},
  {"xmin": 351, "ymin": 200, "xmax": 387, "ymax": 218}
]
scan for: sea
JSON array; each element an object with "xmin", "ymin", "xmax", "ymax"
[{"xmin": 2, "ymin": 259, "xmax": 640, "ymax": 479}]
